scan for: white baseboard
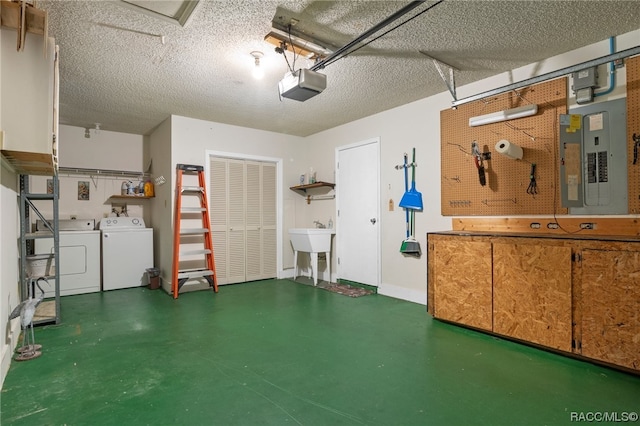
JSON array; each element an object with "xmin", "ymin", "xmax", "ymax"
[
  {"xmin": 1, "ymin": 320, "xmax": 21, "ymax": 390},
  {"xmin": 378, "ymin": 283, "xmax": 426, "ymax": 305},
  {"xmin": 280, "ymin": 267, "xmax": 332, "ymax": 283}
]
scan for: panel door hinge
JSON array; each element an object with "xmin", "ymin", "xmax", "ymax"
[
  {"xmin": 571, "ymin": 338, "xmax": 582, "ymax": 351},
  {"xmin": 571, "ymin": 252, "xmax": 582, "ymax": 262}
]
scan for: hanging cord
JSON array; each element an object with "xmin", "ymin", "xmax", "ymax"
[
  {"xmin": 275, "ymin": 24, "xmax": 298, "ymax": 74},
  {"xmin": 279, "ymin": 41, "xmax": 295, "ymax": 73},
  {"xmin": 287, "ymin": 24, "xmax": 297, "ymax": 72},
  {"xmin": 527, "ymin": 163, "xmax": 537, "ymax": 195}
]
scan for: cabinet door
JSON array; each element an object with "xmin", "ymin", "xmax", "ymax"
[
  {"xmin": 432, "ymin": 238, "xmax": 493, "ymax": 331},
  {"xmin": 581, "ymin": 249, "xmax": 640, "ymax": 370},
  {"xmin": 493, "ymin": 242, "xmax": 572, "ymax": 351}
]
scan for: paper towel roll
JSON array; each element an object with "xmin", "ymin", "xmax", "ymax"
[{"xmin": 495, "ymin": 139, "xmax": 523, "ymax": 160}]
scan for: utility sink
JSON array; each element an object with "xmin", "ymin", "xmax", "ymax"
[
  {"xmin": 288, "ymin": 228, "xmax": 335, "ymax": 253},
  {"xmin": 289, "ymin": 228, "xmax": 335, "ymax": 285}
]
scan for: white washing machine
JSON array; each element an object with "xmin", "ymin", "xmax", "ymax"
[
  {"xmin": 34, "ymin": 219, "xmax": 100, "ymax": 298},
  {"xmin": 99, "ymin": 217, "xmax": 153, "ymax": 291}
]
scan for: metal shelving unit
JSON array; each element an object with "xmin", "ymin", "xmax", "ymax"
[{"xmin": 19, "ymin": 174, "xmax": 60, "ymax": 325}]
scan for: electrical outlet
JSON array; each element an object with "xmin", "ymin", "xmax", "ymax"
[{"xmin": 580, "ymin": 222, "xmax": 595, "ymax": 230}]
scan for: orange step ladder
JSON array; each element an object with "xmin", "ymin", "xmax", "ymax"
[{"xmin": 171, "ymin": 164, "xmax": 218, "ymax": 299}]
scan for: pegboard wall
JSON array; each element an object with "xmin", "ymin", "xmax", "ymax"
[
  {"xmin": 440, "ymin": 78, "xmax": 567, "ymax": 216},
  {"xmin": 627, "ymin": 55, "xmax": 640, "ymax": 214}
]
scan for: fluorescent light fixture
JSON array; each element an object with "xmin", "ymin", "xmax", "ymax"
[{"xmin": 469, "ymin": 104, "xmax": 538, "ymax": 127}]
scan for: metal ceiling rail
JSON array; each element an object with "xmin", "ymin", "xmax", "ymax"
[
  {"xmin": 451, "ymin": 45, "xmax": 640, "ymax": 108},
  {"xmin": 310, "ymin": 0, "xmax": 427, "ymax": 71}
]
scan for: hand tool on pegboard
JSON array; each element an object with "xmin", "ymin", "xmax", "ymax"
[
  {"xmin": 527, "ymin": 163, "xmax": 538, "ymax": 195},
  {"xmin": 471, "ymin": 141, "xmax": 491, "ymax": 186},
  {"xmin": 633, "ymin": 133, "xmax": 640, "ymax": 165}
]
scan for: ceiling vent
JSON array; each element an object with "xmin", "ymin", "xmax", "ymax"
[{"xmin": 119, "ymin": 1, "xmax": 199, "ymax": 26}]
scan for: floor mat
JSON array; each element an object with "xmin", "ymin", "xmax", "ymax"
[
  {"xmin": 291, "ymin": 277, "xmax": 375, "ymax": 297},
  {"xmin": 317, "ymin": 281, "xmax": 374, "ymax": 297}
]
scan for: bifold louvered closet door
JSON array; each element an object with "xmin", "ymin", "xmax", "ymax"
[{"xmin": 208, "ymin": 157, "xmax": 277, "ymax": 285}]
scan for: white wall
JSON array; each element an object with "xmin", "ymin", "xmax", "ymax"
[
  {"xmin": 304, "ymin": 92, "xmax": 452, "ymax": 304},
  {"xmin": 303, "ymin": 29, "xmax": 640, "ymax": 304},
  {"xmin": 30, "ymin": 125, "xmax": 146, "ymax": 225},
  {"xmin": 147, "ymin": 117, "xmax": 172, "ymax": 291},
  {"xmin": 0, "ymin": 162, "xmax": 20, "ymax": 391},
  {"xmin": 58, "ymin": 124, "xmax": 144, "ymax": 171},
  {"xmin": 150, "ymin": 115, "xmax": 305, "ymax": 291},
  {"xmin": 1, "ymin": 27, "xmax": 19, "ymax": 388}
]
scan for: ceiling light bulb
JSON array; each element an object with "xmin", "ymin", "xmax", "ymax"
[
  {"xmin": 250, "ymin": 51, "xmax": 264, "ymax": 80},
  {"xmin": 94, "ymin": 123, "xmax": 101, "ymax": 134},
  {"xmin": 84, "ymin": 128, "xmax": 91, "ymax": 138}
]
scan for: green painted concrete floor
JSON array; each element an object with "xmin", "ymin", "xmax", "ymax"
[{"xmin": 2, "ymin": 279, "xmax": 639, "ymax": 425}]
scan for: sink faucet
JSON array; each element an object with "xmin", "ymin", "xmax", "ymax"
[{"xmin": 313, "ymin": 220, "xmax": 326, "ymax": 229}]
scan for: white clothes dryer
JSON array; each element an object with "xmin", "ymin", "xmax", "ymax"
[
  {"xmin": 99, "ymin": 217, "xmax": 153, "ymax": 291},
  {"xmin": 34, "ymin": 219, "xmax": 100, "ymax": 297}
]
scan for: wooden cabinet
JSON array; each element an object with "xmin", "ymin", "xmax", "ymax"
[
  {"xmin": 430, "ymin": 238, "xmax": 492, "ymax": 331},
  {"xmin": 427, "ymin": 232, "xmax": 640, "ymax": 373},
  {"xmin": 493, "ymin": 242, "xmax": 572, "ymax": 351},
  {"xmin": 580, "ymin": 249, "xmax": 640, "ymax": 370}
]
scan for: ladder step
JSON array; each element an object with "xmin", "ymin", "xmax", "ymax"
[
  {"xmin": 179, "ymin": 249, "xmax": 212, "ymax": 256},
  {"xmin": 177, "ymin": 269, "xmax": 214, "ymax": 280},
  {"xmin": 172, "ymin": 164, "xmax": 218, "ymax": 299},
  {"xmin": 177, "ymin": 164, "xmax": 204, "ymax": 172},
  {"xmin": 180, "ymin": 228, "xmax": 209, "ymax": 235},
  {"xmin": 181, "ymin": 186, "xmax": 204, "ymax": 192}
]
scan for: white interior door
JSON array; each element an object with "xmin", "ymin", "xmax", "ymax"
[{"xmin": 336, "ymin": 138, "xmax": 380, "ymax": 286}]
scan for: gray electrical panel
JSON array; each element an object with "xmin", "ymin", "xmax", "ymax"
[
  {"xmin": 564, "ymin": 98, "xmax": 628, "ymax": 215},
  {"xmin": 559, "ymin": 114, "xmax": 583, "ymax": 207}
]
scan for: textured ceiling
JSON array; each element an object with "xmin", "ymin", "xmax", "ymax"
[{"xmin": 38, "ymin": 0, "xmax": 640, "ymax": 137}]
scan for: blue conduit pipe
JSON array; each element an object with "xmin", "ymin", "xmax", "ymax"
[{"xmin": 594, "ymin": 36, "xmax": 616, "ymax": 97}]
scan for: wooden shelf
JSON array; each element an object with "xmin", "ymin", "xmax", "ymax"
[
  {"xmin": 289, "ymin": 181, "xmax": 335, "ymax": 193},
  {"xmin": 108, "ymin": 195, "xmax": 154, "ymax": 203},
  {"xmin": 1, "ymin": 149, "xmax": 57, "ymax": 176}
]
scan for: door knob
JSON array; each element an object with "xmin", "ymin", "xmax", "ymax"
[{"xmin": 370, "ymin": 218, "xmax": 377, "ymax": 224}]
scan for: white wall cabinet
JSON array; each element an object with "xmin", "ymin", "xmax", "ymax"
[{"xmin": 1, "ymin": 29, "xmax": 58, "ymax": 174}]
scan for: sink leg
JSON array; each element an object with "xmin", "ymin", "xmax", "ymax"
[
  {"xmin": 293, "ymin": 250, "xmax": 298, "ymax": 280},
  {"xmin": 310, "ymin": 252, "xmax": 318, "ymax": 286},
  {"xmin": 325, "ymin": 251, "xmax": 330, "ymax": 284}
]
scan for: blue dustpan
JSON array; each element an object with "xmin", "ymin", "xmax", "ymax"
[
  {"xmin": 399, "ymin": 148, "xmax": 423, "ymax": 210},
  {"xmin": 399, "ymin": 182, "xmax": 423, "ymax": 210}
]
